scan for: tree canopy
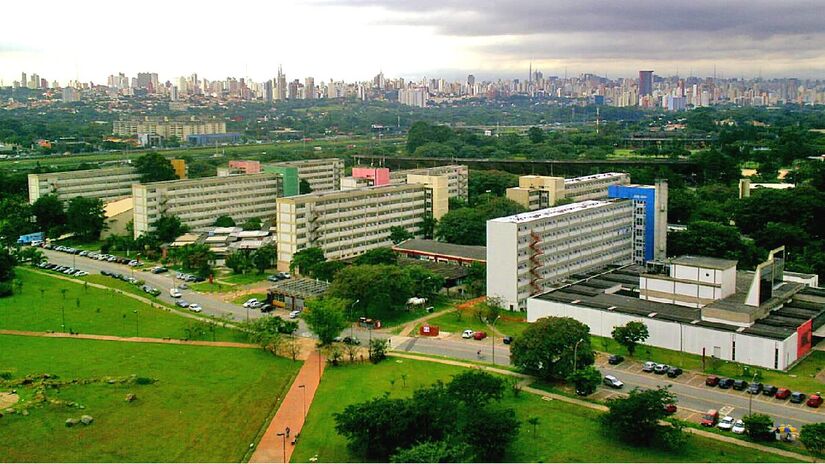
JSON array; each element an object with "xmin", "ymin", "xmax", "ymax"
[
  {"xmin": 510, "ymin": 316, "xmax": 595, "ymax": 380},
  {"xmin": 134, "ymin": 152, "xmax": 177, "ymax": 183}
]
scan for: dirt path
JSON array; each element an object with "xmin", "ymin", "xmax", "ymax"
[
  {"xmin": 0, "ymin": 329, "xmax": 258, "ymax": 349},
  {"xmin": 249, "ymin": 350, "xmax": 325, "ymax": 463},
  {"xmin": 387, "ymin": 352, "xmax": 812, "ymax": 463},
  {"xmin": 393, "ymin": 298, "xmax": 488, "ymax": 337}
]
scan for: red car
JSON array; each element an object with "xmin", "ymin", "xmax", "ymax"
[
  {"xmin": 700, "ymin": 409, "xmax": 719, "ymax": 427},
  {"xmin": 775, "ymin": 388, "xmax": 791, "ymax": 400},
  {"xmin": 473, "ymin": 331, "xmax": 487, "ymax": 340},
  {"xmin": 705, "ymin": 375, "xmax": 719, "ymax": 387},
  {"xmin": 807, "ymin": 394, "xmax": 823, "ymax": 408},
  {"xmin": 664, "ymin": 404, "xmax": 677, "ymax": 415}
]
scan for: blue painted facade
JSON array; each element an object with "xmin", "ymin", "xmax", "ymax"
[
  {"xmin": 608, "ymin": 185, "xmax": 656, "ymax": 262},
  {"xmin": 187, "ymin": 133, "xmax": 242, "ymax": 146},
  {"xmin": 17, "ymin": 231, "xmax": 44, "ymax": 245}
]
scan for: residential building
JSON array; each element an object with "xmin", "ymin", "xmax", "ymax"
[
  {"xmin": 639, "ymin": 70, "xmax": 654, "ymax": 97},
  {"xmin": 275, "ymin": 184, "xmax": 429, "ymax": 271},
  {"xmin": 101, "ymin": 197, "xmax": 134, "ymax": 239},
  {"xmin": 527, "ymin": 249, "xmax": 825, "ymax": 370},
  {"xmin": 264, "ymin": 158, "xmax": 344, "ymax": 192},
  {"xmin": 170, "ymin": 159, "xmax": 187, "ymax": 180},
  {"xmin": 389, "ymin": 165, "xmax": 469, "ymax": 201},
  {"xmin": 112, "ymin": 116, "xmax": 226, "ymax": 140},
  {"xmin": 217, "ymin": 161, "xmax": 300, "ymax": 197},
  {"xmin": 506, "ymin": 172, "xmax": 630, "ymax": 210},
  {"xmin": 398, "ymin": 87, "xmax": 427, "ymax": 107},
  {"xmin": 28, "ymin": 166, "xmax": 141, "ymax": 204},
  {"xmin": 607, "ymin": 181, "xmax": 668, "ymax": 262},
  {"xmin": 487, "ymin": 199, "xmax": 635, "ymax": 311},
  {"xmin": 392, "ymin": 239, "xmax": 486, "ymax": 266},
  {"xmin": 132, "ymin": 173, "xmax": 283, "ymax": 238}
]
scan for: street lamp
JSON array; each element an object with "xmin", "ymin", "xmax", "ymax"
[
  {"xmin": 349, "ymin": 299, "xmax": 360, "ymax": 339},
  {"xmin": 748, "ymin": 372, "xmax": 759, "ymax": 415},
  {"xmin": 572, "ymin": 338, "xmax": 585, "ymax": 373},
  {"xmin": 276, "ymin": 431, "xmax": 287, "ymax": 463},
  {"xmin": 298, "ymin": 384, "xmax": 307, "ymax": 419},
  {"xmin": 491, "ymin": 315, "xmax": 501, "ymax": 365}
]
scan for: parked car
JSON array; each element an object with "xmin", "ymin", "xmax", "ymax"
[
  {"xmin": 747, "ymin": 383, "xmax": 763, "ymax": 394},
  {"xmin": 502, "ymin": 336, "xmax": 514, "ymax": 345},
  {"xmin": 775, "ymin": 388, "xmax": 791, "ymax": 400},
  {"xmin": 718, "ymin": 378, "xmax": 734, "ymax": 389},
  {"xmin": 178, "ymin": 283, "xmax": 188, "ymax": 290},
  {"xmin": 700, "ymin": 409, "xmax": 719, "ymax": 427},
  {"xmin": 461, "ymin": 329, "xmax": 474, "ymax": 339},
  {"xmin": 128, "ymin": 260, "xmax": 139, "ymax": 266},
  {"xmin": 188, "ymin": 303, "xmax": 203, "ymax": 313},
  {"xmin": 267, "ymin": 275, "xmax": 281, "ymax": 282},
  {"xmin": 603, "ymin": 375, "xmax": 624, "ymax": 389},
  {"xmin": 473, "ymin": 331, "xmax": 487, "ymax": 340},
  {"xmin": 733, "ymin": 379, "xmax": 749, "ymax": 391},
  {"xmin": 732, "ymin": 419, "xmax": 746, "ymax": 434},
  {"xmin": 666, "ymin": 367, "xmax": 683, "ymax": 378},
  {"xmin": 608, "ymin": 354, "xmax": 624, "ymax": 365},
  {"xmin": 260, "ymin": 304, "xmax": 273, "ymax": 313},
  {"xmin": 664, "ymin": 403, "xmax": 677, "ymax": 415},
  {"xmin": 289, "ymin": 310, "xmax": 301, "ymax": 319},
  {"xmin": 762, "ymin": 385, "xmax": 778, "ymax": 397},
  {"xmin": 169, "ymin": 288, "xmax": 182, "ymax": 298},
  {"xmin": 718, "ymin": 416, "xmax": 735, "ymax": 431},
  {"xmin": 654, "ymin": 363, "xmax": 669, "ymax": 375},
  {"xmin": 279, "ymin": 272, "xmax": 291, "ymax": 279},
  {"xmin": 642, "ymin": 361, "xmax": 656, "ymax": 372},
  {"xmin": 806, "ymin": 394, "xmax": 822, "ymax": 408},
  {"xmin": 151, "ymin": 266, "xmax": 168, "ymax": 274},
  {"xmin": 343, "ymin": 336, "xmax": 361, "ymax": 345},
  {"xmin": 790, "ymin": 392, "xmax": 806, "ymax": 404},
  {"xmin": 174, "ymin": 300, "xmax": 189, "ymax": 308},
  {"xmin": 243, "ymin": 298, "xmax": 259, "ymax": 308},
  {"xmin": 249, "ymin": 301, "xmax": 263, "ymax": 309}
]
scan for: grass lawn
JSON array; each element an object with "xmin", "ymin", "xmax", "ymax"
[
  {"xmin": 81, "ymin": 274, "xmax": 158, "ymax": 301},
  {"xmin": 418, "ymin": 308, "xmax": 488, "ymax": 334},
  {"xmin": 493, "ymin": 313, "xmax": 529, "ymax": 337},
  {"xmin": 0, "ymin": 335, "xmax": 300, "ymax": 462},
  {"xmin": 292, "ymin": 357, "xmax": 791, "ymax": 463},
  {"xmin": 0, "ymin": 267, "xmax": 245, "ymax": 342},
  {"xmin": 190, "ymin": 280, "xmax": 235, "ymax": 293},
  {"xmin": 593, "ymin": 335, "xmax": 825, "ymax": 393},
  {"xmin": 219, "ymin": 272, "xmax": 270, "ymax": 286}
]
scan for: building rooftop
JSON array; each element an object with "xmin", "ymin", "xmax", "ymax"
[
  {"xmin": 269, "ymin": 277, "xmax": 330, "ymax": 299},
  {"xmin": 670, "ymin": 256, "xmax": 738, "ymax": 270},
  {"xmin": 393, "ymin": 239, "xmax": 486, "ymax": 262},
  {"xmin": 564, "ymin": 172, "xmax": 627, "ymax": 184},
  {"xmin": 488, "ymin": 199, "xmax": 620, "ymax": 224},
  {"xmin": 104, "ymin": 197, "xmax": 134, "ymax": 217}
]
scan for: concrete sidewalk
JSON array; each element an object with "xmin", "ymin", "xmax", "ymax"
[{"xmin": 250, "ymin": 350, "xmax": 326, "ymax": 463}]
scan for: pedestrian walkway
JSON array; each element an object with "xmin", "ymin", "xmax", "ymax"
[
  {"xmin": 0, "ymin": 329, "xmax": 258, "ymax": 348},
  {"xmin": 250, "ymin": 350, "xmax": 325, "ymax": 463}
]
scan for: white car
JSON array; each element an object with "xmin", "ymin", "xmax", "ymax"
[
  {"xmin": 169, "ymin": 288, "xmax": 182, "ymax": 298},
  {"xmin": 289, "ymin": 310, "xmax": 301, "ymax": 319},
  {"xmin": 603, "ymin": 375, "xmax": 624, "ymax": 389},
  {"xmin": 462, "ymin": 329, "xmax": 474, "ymax": 339},
  {"xmin": 243, "ymin": 298, "xmax": 259, "ymax": 308},
  {"xmin": 188, "ymin": 303, "xmax": 203, "ymax": 313},
  {"xmin": 732, "ymin": 419, "xmax": 746, "ymax": 434},
  {"xmin": 718, "ymin": 416, "xmax": 735, "ymax": 431}
]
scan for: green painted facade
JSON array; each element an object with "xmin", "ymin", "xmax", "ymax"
[{"xmin": 264, "ymin": 166, "xmax": 300, "ymax": 196}]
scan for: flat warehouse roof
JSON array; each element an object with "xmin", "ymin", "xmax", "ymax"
[
  {"xmin": 489, "ymin": 199, "xmax": 624, "ymax": 224},
  {"xmin": 393, "ymin": 239, "xmax": 486, "ymax": 262},
  {"xmin": 670, "ymin": 256, "xmax": 738, "ymax": 269}
]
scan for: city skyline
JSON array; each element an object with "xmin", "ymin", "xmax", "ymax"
[{"xmin": 2, "ymin": 0, "xmax": 825, "ymax": 84}]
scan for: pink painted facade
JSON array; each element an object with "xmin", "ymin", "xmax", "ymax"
[
  {"xmin": 351, "ymin": 167, "xmax": 390, "ymax": 186},
  {"xmin": 228, "ymin": 160, "xmax": 262, "ymax": 174}
]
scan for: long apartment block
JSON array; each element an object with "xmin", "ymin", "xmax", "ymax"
[
  {"xmin": 487, "ymin": 199, "xmax": 634, "ymax": 311},
  {"xmin": 389, "ymin": 165, "xmax": 469, "ymax": 201},
  {"xmin": 275, "ymin": 184, "xmax": 428, "ymax": 271},
  {"xmin": 28, "ymin": 167, "xmax": 142, "ymax": 204},
  {"xmin": 506, "ymin": 172, "xmax": 630, "ymax": 210},
  {"xmin": 113, "ymin": 117, "xmax": 226, "ymax": 139},
  {"xmin": 132, "ymin": 173, "xmax": 283, "ymax": 238},
  {"xmin": 264, "ymin": 158, "xmax": 344, "ymax": 192}
]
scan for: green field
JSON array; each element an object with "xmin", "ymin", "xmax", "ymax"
[
  {"xmin": 292, "ymin": 358, "xmax": 791, "ymax": 463},
  {"xmin": 593, "ymin": 335, "xmax": 825, "ymax": 393},
  {"xmin": 416, "ymin": 308, "xmax": 488, "ymax": 334},
  {"xmin": 0, "ymin": 335, "xmax": 299, "ymax": 462},
  {"xmin": 0, "ymin": 268, "xmax": 245, "ymax": 342},
  {"xmin": 219, "ymin": 272, "xmax": 269, "ymax": 286}
]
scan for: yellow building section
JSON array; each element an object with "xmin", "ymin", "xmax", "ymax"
[
  {"xmin": 170, "ymin": 159, "xmax": 188, "ymax": 179},
  {"xmin": 406, "ymin": 174, "xmax": 449, "ymax": 220}
]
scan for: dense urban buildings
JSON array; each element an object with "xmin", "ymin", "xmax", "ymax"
[
  {"xmin": 112, "ymin": 117, "xmax": 227, "ymax": 141},
  {"xmin": 27, "ymin": 166, "xmax": 141, "ymax": 204},
  {"xmin": 132, "ymin": 173, "xmax": 283, "ymax": 238}
]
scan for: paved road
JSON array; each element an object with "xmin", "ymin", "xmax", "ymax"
[{"xmin": 38, "ymin": 249, "xmax": 825, "ymax": 426}]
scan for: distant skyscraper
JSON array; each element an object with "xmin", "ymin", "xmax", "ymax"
[
  {"xmin": 288, "ymin": 79, "xmax": 299, "ymax": 99},
  {"xmin": 305, "ymin": 77, "xmax": 315, "ymax": 99},
  {"xmin": 467, "ymin": 74, "xmax": 475, "ymax": 87},
  {"xmin": 263, "ymin": 80, "xmax": 273, "ymax": 102},
  {"xmin": 276, "ymin": 66, "xmax": 287, "ymax": 101},
  {"xmin": 639, "ymin": 70, "xmax": 653, "ymax": 97}
]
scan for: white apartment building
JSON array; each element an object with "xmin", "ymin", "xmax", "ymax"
[
  {"xmin": 506, "ymin": 172, "xmax": 630, "ymax": 210},
  {"xmin": 275, "ymin": 184, "xmax": 429, "ymax": 271},
  {"xmin": 28, "ymin": 167, "xmax": 142, "ymax": 204},
  {"xmin": 132, "ymin": 173, "xmax": 283, "ymax": 238},
  {"xmin": 487, "ymin": 199, "xmax": 634, "ymax": 311},
  {"xmin": 265, "ymin": 158, "xmax": 344, "ymax": 192},
  {"xmin": 389, "ymin": 165, "xmax": 469, "ymax": 201},
  {"xmin": 113, "ymin": 117, "xmax": 226, "ymax": 139}
]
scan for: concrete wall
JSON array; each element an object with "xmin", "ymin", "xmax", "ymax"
[{"xmin": 486, "ymin": 220, "xmax": 519, "ymax": 311}]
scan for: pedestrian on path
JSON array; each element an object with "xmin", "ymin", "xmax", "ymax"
[{"xmin": 285, "ymin": 426, "xmax": 290, "ymax": 438}]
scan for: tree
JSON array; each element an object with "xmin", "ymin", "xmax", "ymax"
[
  {"xmin": 527, "ymin": 416, "xmax": 540, "ymax": 438},
  {"xmin": 328, "ymin": 264, "xmax": 413, "ymax": 316},
  {"xmin": 299, "ymin": 179, "xmax": 313, "ymax": 194},
  {"xmin": 436, "ymin": 196, "xmax": 526, "ymax": 246},
  {"xmin": 510, "ymin": 316, "xmax": 594, "ymax": 380},
  {"xmin": 601, "ymin": 387, "xmax": 679, "ymax": 447},
  {"xmin": 800, "ymin": 422, "xmax": 825, "ymax": 458},
  {"xmin": 369, "ymin": 338, "xmax": 389, "ymax": 363},
  {"xmin": 462, "ymin": 406, "xmax": 520, "ymax": 461},
  {"xmin": 742, "ymin": 413, "xmax": 774, "ymax": 442},
  {"xmin": 225, "ymin": 250, "xmax": 253, "ymax": 274},
  {"xmin": 313, "ymin": 260, "xmax": 345, "ymax": 281},
  {"xmin": 176, "ymin": 243, "xmax": 214, "ymax": 277},
  {"xmin": 0, "ymin": 197, "xmax": 33, "ymax": 247},
  {"xmin": 303, "ymin": 297, "xmax": 349, "ymax": 345},
  {"xmin": 465, "ymin": 262, "xmax": 486, "ymax": 297},
  {"xmin": 16, "ymin": 246, "xmax": 44, "ymax": 265},
  {"xmin": 150, "ymin": 215, "xmax": 189, "ymax": 243},
  {"xmin": 66, "ymin": 197, "xmax": 105, "ymax": 241},
  {"xmin": 31, "ymin": 194, "xmax": 66, "ymax": 237},
  {"xmin": 290, "ymin": 247, "xmax": 326, "ymax": 275},
  {"xmin": 0, "ymin": 248, "xmax": 16, "ymax": 282},
  {"xmin": 390, "ymin": 441, "xmax": 473, "ymax": 463},
  {"xmin": 468, "ymin": 170, "xmax": 519, "ymax": 199},
  {"xmin": 354, "ymin": 247, "xmax": 397, "ymax": 265},
  {"xmin": 567, "ymin": 365, "xmax": 602, "ymax": 396},
  {"xmin": 389, "ymin": 226, "xmax": 414, "ymax": 244},
  {"xmin": 611, "ymin": 321, "xmax": 650, "ymax": 356},
  {"xmin": 243, "ymin": 315, "xmax": 298, "ymax": 354},
  {"xmin": 447, "ymin": 371, "xmax": 504, "ymax": 405},
  {"xmin": 405, "ymin": 265, "xmax": 444, "ymax": 300},
  {"xmin": 135, "ymin": 152, "xmax": 177, "ymax": 182},
  {"xmin": 252, "ymin": 244, "xmax": 276, "ymax": 274},
  {"xmin": 213, "ymin": 215, "xmax": 236, "ymax": 227},
  {"xmin": 241, "ymin": 217, "xmax": 262, "ymax": 231},
  {"xmin": 527, "ymin": 126, "xmax": 545, "ymax": 144},
  {"xmin": 335, "ymin": 395, "xmax": 414, "ymax": 459}
]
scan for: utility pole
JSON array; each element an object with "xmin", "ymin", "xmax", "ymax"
[{"xmin": 573, "ymin": 338, "xmax": 584, "ymax": 373}]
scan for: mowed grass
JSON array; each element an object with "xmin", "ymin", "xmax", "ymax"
[
  {"xmin": 0, "ymin": 267, "xmax": 245, "ymax": 342},
  {"xmin": 593, "ymin": 335, "xmax": 825, "ymax": 393},
  {"xmin": 417, "ymin": 308, "xmax": 487, "ymax": 334},
  {"xmin": 292, "ymin": 358, "xmax": 791, "ymax": 463},
  {"xmin": 0, "ymin": 335, "xmax": 299, "ymax": 462}
]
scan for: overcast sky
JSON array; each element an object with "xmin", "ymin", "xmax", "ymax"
[{"xmin": 2, "ymin": 0, "xmax": 825, "ymax": 85}]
